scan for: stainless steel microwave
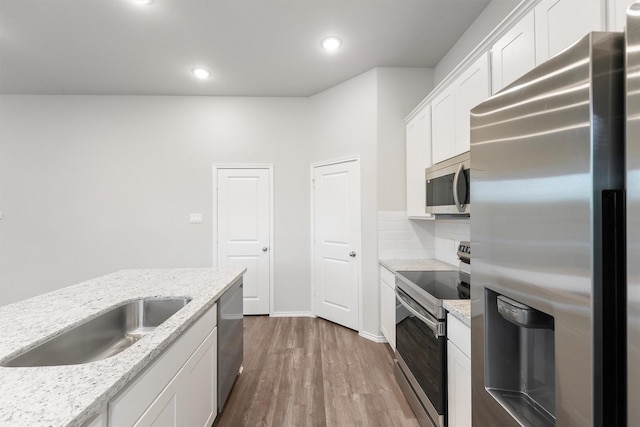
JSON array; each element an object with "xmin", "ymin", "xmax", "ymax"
[{"xmin": 425, "ymin": 151, "xmax": 470, "ymax": 215}]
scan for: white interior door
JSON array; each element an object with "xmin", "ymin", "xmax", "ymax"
[
  {"xmin": 312, "ymin": 159, "xmax": 360, "ymax": 331},
  {"xmin": 216, "ymin": 168, "xmax": 271, "ymax": 315}
]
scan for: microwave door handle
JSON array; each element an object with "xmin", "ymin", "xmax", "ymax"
[
  {"xmin": 395, "ymin": 288, "xmax": 442, "ymax": 337},
  {"xmin": 452, "ymin": 163, "xmax": 463, "ymax": 212},
  {"xmin": 452, "ymin": 163, "xmax": 467, "ymax": 212}
]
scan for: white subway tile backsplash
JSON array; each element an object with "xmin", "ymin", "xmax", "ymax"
[
  {"xmin": 377, "ymin": 211, "xmax": 435, "ymax": 259},
  {"xmin": 378, "ymin": 239, "xmax": 397, "ymax": 252},
  {"xmin": 396, "ymin": 239, "xmax": 425, "ymax": 250},
  {"xmin": 377, "ymin": 212, "xmax": 470, "ymax": 263},
  {"xmin": 377, "ymin": 211, "xmax": 407, "ymax": 221}
]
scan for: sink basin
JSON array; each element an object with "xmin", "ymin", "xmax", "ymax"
[{"xmin": 1, "ymin": 297, "xmax": 192, "ymax": 367}]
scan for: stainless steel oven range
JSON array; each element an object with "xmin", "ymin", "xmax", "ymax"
[{"xmin": 394, "ymin": 242, "xmax": 470, "ymax": 427}]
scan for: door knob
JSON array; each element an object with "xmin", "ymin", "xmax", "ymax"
[
  {"xmin": 262, "ymin": 247, "xmax": 268, "ymax": 252},
  {"xmin": 349, "ymin": 251, "xmax": 356, "ymax": 258}
]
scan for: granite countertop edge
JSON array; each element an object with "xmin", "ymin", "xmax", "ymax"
[
  {"xmin": 0, "ymin": 267, "xmax": 245, "ymax": 427},
  {"xmin": 379, "ymin": 258, "xmax": 471, "ymax": 325}
]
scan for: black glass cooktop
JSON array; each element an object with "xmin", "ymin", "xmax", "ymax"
[{"xmin": 397, "ymin": 270, "xmax": 469, "ymax": 300}]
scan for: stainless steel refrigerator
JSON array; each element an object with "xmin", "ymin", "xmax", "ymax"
[
  {"xmin": 627, "ymin": 4, "xmax": 640, "ymax": 427},
  {"xmin": 470, "ymin": 29, "xmax": 627, "ymax": 427}
]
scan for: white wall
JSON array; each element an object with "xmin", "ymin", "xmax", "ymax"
[
  {"xmin": 434, "ymin": 0, "xmax": 520, "ymax": 85},
  {"xmin": 0, "ymin": 67, "xmax": 431, "ymax": 338},
  {"xmin": 309, "ymin": 67, "xmax": 432, "ymax": 338},
  {"xmin": 309, "ymin": 69, "xmax": 379, "ymax": 336},
  {"xmin": 377, "ymin": 67, "xmax": 434, "ymax": 211},
  {"xmin": 0, "ymin": 95, "xmax": 312, "ymax": 310}
]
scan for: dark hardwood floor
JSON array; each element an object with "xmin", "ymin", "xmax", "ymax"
[{"xmin": 214, "ymin": 316, "xmax": 419, "ymax": 427}]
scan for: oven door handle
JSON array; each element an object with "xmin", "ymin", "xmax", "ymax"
[{"xmin": 396, "ymin": 288, "xmax": 444, "ymax": 338}]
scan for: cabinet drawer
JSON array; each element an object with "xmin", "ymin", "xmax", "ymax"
[
  {"xmin": 380, "ymin": 265, "xmax": 396, "ymax": 287},
  {"xmin": 447, "ymin": 313, "xmax": 470, "ymax": 358}
]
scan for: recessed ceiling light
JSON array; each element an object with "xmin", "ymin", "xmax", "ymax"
[
  {"xmin": 191, "ymin": 68, "xmax": 211, "ymax": 80},
  {"xmin": 132, "ymin": 0, "xmax": 154, "ymax": 5},
  {"xmin": 321, "ymin": 36, "xmax": 342, "ymax": 52}
]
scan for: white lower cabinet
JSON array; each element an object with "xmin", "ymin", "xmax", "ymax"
[
  {"xmin": 380, "ymin": 265, "xmax": 396, "ymax": 351},
  {"xmin": 447, "ymin": 313, "xmax": 471, "ymax": 427},
  {"xmin": 108, "ymin": 304, "xmax": 218, "ymax": 427}
]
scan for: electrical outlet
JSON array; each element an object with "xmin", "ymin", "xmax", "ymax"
[{"xmin": 189, "ymin": 213, "xmax": 203, "ymax": 224}]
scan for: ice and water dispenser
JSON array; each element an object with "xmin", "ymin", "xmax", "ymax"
[{"xmin": 485, "ymin": 289, "xmax": 556, "ymax": 426}]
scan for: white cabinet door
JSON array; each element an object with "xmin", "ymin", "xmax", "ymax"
[
  {"xmin": 491, "ymin": 10, "xmax": 536, "ymax": 94},
  {"xmin": 431, "ymin": 89, "xmax": 456, "ymax": 164},
  {"xmin": 379, "ymin": 265, "xmax": 396, "ymax": 350},
  {"xmin": 535, "ymin": 0, "xmax": 604, "ymax": 64},
  {"xmin": 454, "ymin": 53, "xmax": 490, "ymax": 155},
  {"xmin": 447, "ymin": 314, "xmax": 471, "ymax": 427},
  {"xmin": 183, "ymin": 328, "xmax": 217, "ymax": 427},
  {"xmin": 609, "ymin": 0, "xmax": 636, "ymax": 31},
  {"xmin": 135, "ymin": 328, "xmax": 218, "ymax": 427},
  {"xmin": 135, "ymin": 379, "xmax": 180, "ymax": 427},
  {"xmin": 84, "ymin": 411, "xmax": 106, "ymax": 427},
  {"xmin": 406, "ymin": 104, "xmax": 432, "ymax": 218},
  {"xmin": 447, "ymin": 341, "xmax": 471, "ymax": 427},
  {"xmin": 432, "ymin": 53, "xmax": 490, "ymax": 165}
]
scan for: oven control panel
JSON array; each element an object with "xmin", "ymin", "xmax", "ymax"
[{"xmin": 457, "ymin": 241, "xmax": 471, "ymax": 264}]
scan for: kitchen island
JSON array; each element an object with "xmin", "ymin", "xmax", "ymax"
[{"xmin": 0, "ymin": 268, "xmax": 245, "ymax": 427}]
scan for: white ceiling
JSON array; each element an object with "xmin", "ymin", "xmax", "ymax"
[{"xmin": 0, "ymin": 0, "xmax": 497, "ymax": 97}]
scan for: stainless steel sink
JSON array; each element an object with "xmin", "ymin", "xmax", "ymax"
[{"xmin": 1, "ymin": 297, "xmax": 192, "ymax": 367}]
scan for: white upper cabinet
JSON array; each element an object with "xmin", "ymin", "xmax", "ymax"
[
  {"xmin": 609, "ymin": 0, "xmax": 636, "ymax": 31},
  {"xmin": 432, "ymin": 53, "xmax": 490, "ymax": 164},
  {"xmin": 431, "ymin": 89, "xmax": 456, "ymax": 164},
  {"xmin": 535, "ymin": 0, "xmax": 605, "ymax": 64},
  {"xmin": 454, "ymin": 53, "xmax": 490, "ymax": 156},
  {"xmin": 491, "ymin": 10, "xmax": 536, "ymax": 94},
  {"xmin": 406, "ymin": 104, "xmax": 433, "ymax": 218}
]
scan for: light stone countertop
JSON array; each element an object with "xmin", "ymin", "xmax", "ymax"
[
  {"xmin": 0, "ymin": 268, "xmax": 245, "ymax": 427},
  {"xmin": 443, "ymin": 300, "xmax": 471, "ymax": 327},
  {"xmin": 379, "ymin": 258, "xmax": 456, "ymax": 272},
  {"xmin": 379, "ymin": 258, "xmax": 471, "ymax": 326}
]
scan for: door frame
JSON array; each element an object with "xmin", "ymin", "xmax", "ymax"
[
  {"xmin": 212, "ymin": 163, "xmax": 275, "ymax": 315},
  {"xmin": 310, "ymin": 155, "xmax": 362, "ymax": 332}
]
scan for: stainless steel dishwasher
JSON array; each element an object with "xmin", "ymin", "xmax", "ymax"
[{"xmin": 217, "ymin": 277, "xmax": 243, "ymax": 412}]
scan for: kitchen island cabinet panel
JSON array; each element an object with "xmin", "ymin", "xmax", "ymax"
[{"xmin": 109, "ymin": 304, "xmax": 218, "ymax": 427}]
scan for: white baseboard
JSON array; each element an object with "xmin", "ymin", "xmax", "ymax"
[
  {"xmin": 269, "ymin": 311, "xmax": 315, "ymax": 318},
  {"xmin": 359, "ymin": 330, "xmax": 387, "ymax": 343}
]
